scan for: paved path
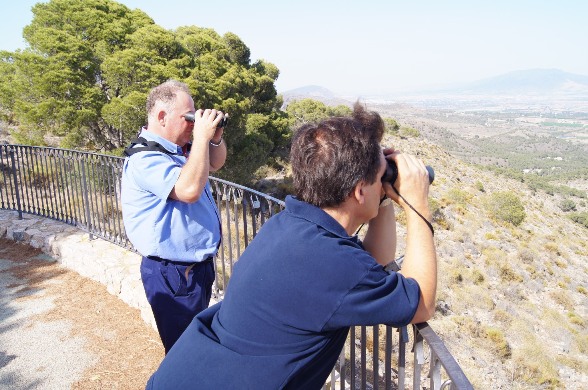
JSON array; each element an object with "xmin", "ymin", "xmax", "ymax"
[
  {"xmin": 0, "ymin": 242, "xmax": 94, "ymax": 389},
  {"xmin": 0, "ymin": 211, "xmax": 164, "ymax": 389},
  {"xmin": 0, "ymin": 210, "xmax": 154, "ymax": 328}
]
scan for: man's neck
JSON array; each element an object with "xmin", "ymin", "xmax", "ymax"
[
  {"xmin": 322, "ymin": 202, "xmax": 361, "ymax": 236},
  {"xmin": 144, "ymin": 125, "xmax": 181, "ymax": 147}
]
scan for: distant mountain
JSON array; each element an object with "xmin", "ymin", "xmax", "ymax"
[
  {"xmin": 453, "ymin": 69, "xmax": 588, "ymax": 96},
  {"xmin": 462, "ymin": 69, "xmax": 588, "ymax": 94},
  {"xmin": 279, "ymin": 69, "xmax": 588, "ymax": 111},
  {"xmin": 280, "ymin": 85, "xmax": 353, "ymax": 108}
]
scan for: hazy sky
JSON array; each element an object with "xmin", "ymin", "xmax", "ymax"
[{"xmin": 1, "ymin": 0, "xmax": 587, "ymax": 96}]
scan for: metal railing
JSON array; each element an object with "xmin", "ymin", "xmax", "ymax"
[{"xmin": 0, "ymin": 144, "xmax": 472, "ymax": 390}]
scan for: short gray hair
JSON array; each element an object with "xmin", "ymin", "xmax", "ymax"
[{"xmin": 146, "ymin": 80, "xmax": 191, "ymax": 115}]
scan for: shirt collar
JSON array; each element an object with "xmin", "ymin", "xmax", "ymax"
[
  {"xmin": 285, "ymin": 195, "xmax": 354, "ymax": 239},
  {"xmin": 139, "ymin": 127, "xmax": 183, "ymax": 155}
]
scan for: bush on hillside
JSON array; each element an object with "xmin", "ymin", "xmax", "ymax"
[
  {"xmin": 568, "ymin": 212, "xmax": 588, "ymax": 228},
  {"xmin": 483, "ymin": 191, "xmax": 526, "ymax": 226},
  {"xmin": 559, "ymin": 199, "xmax": 577, "ymax": 212}
]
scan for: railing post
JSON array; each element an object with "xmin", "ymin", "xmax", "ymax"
[
  {"xmin": 398, "ymin": 326, "xmax": 408, "ymax": 389},
  {"xmin": 8, "ymin": 147, "xmax": 23, "ymax": 219},
  {"xmin": 430, "ymin": 351, "xmax": 442, "ymax": 390},
  {"xmin": 413, "ymin": 325, "xmax": 424, "ymax": 390},
  {"xmin": 414, "ymin": 323, "xmax": 474, "ymax": 390},
  {"xmin": 79, "ymin": 159, "xmax": 94, "ymax": 239}
]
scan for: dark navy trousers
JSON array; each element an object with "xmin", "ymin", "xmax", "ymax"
[{"xmin": 141, "ymin": 256, "xmax": 215, "ymax": 353}]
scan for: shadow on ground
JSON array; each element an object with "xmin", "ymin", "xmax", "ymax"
[{"xmin": 0, "ymin": 238, "xmax": 164, "ymax": 389}]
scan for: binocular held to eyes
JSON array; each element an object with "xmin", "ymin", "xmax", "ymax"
[
  {"xmin": 382, "ymin": 160, "xmax": 435, "ymax": 185},
  {"xmin": 183, "ymin": 112, "xmax": 229, "ymax": 128}
]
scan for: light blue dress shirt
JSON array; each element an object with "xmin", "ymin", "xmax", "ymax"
[{"xmin": 121, "ymin": 129, "xmax": 221, "ymax": 262}]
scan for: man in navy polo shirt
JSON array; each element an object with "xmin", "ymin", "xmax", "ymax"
[
  {"xmin": 121, "ymin": 80, "xmax": 227, "ymax": 353},
  {"xmin": 146, "ymin": 103, "xmax": 437, "ymax": 388}
]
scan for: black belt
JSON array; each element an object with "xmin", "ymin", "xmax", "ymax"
[{"xmin": 146, "ymin": 255, "xmax": 213, "ymax": 267}]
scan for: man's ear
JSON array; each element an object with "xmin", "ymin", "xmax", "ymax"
[
  {"xmin": 353, "ymin": 181, "xmax": 366, "ymax": 205},
  {"xmin": 157, "ymin": 110, "xmax": 166, "ymax": 126}
]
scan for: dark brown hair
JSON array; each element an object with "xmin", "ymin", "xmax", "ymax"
[{"xmin": 290, "ymin": 102, "xmax": 385, "ymax": 208}]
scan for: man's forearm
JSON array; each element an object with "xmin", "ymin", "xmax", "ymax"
[
  {"xmin": 400, "ymin": 210, "xmax": 437, "ymax": 323},
  {"xmin": 170, "ymin": 139, "xmax": 210, "ymax": 203},
  {"xmin": 209, "ymin": 140, "xmax": 227, "ymax": 172},
  {"xmin": 363, "ymin": 202, "xmax": 397, "ymax": 266}
]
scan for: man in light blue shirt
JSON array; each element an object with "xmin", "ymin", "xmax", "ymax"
[{"xmin": 121, "ymin": 80, "xmax": 227, "ymax": 353}]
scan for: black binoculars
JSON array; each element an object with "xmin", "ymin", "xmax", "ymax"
[
  {"xmin": 183, "ymin": 112, "xmax": 228, "ymax": 128},
  {"xmin": 382, "ymin": 160, "xmax": 435, "ymax": 185}
]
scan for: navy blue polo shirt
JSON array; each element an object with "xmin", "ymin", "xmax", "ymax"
[{"xmin": 147, "ymin": 196, "xmax": 420, "ymax": 389}]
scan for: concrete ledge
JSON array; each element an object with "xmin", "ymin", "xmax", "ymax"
[{"xmin": 0, "ymin": 210, "xmax": 156, "ymax": 330}]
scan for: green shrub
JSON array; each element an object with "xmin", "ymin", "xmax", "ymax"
[
  {"xmin": 513, "ymin": 336, "xmax": 561, "ymax": 388},
  {"xmin": 567, "ymin": 312, "xmax": 585, "ymax": 327},
  {"xmin": 559, "ymin": 199, "xmax": 576, "ymax": 212},
  {"xmin": 500, "ymin": 263, "xmax": 524, "ymax": 283},
  {"xmin": 384, "ymin": 118, "xmax": 400, "ymax": 134},
  {"xmin": 484, "ymin": 191, "xmax": 526, "ymax": 226},
  {"xmin": 399, "ymin": 126, "xmax": 420, "ymax": 138},
  {"xmin": 429, "ymin": 198, "xmax": 450, "ymax": 230},
  {"xmin": 568, "ymin": 212, "xmax": 588, "ymax": 228},
  {"xmin": 471, "ymin": 269, "xmax": 485, "ymax": 285},
  {"xmin": 485, "ymin": 327, "xmax": 511, "ymax": 359},
  {"xmin": 446, "ymin": 188, "xmax": 472, "ymax": 206}
]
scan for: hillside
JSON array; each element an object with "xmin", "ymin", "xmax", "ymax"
[
  {"xmin": 256, "ymin": 106, "xmax": 588, "ymax": 388},
  {"xmin": 275, "ymin": 78, "xmax": 588, "ymax": 387},
  {"xmin": 379, "ymin": 133, "xmax": 588, "ymax": 389}
]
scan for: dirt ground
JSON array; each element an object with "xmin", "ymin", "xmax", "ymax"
[{"xmin": 0, "ymin": 238, "xmax": 164, "ymax": 389}]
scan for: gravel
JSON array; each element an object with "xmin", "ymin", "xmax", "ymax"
[{"xmin": 0, "ymin": 250, "xmax": 96, "ymax": 389}]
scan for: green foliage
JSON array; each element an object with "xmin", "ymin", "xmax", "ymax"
[
  {"xmin": 499, "ymin": 262, "xmax": 524, "ymax": 283},
  {"xmin": 475, "ymin": 180, "xmax": 485, "ymax": 192},
  {"xmin": 568, "ymin": 212, "xmax": 588, "ymax": 229},
  {"xmin": 0, "ymin": 0, "xmax": 288, "ymax": 184},
  {"xmin": 483, "ymin": 191, "xmax": 526, "ymax": 226},
  {"xmin": 559, "ymin": 199, "xmax": 577, "ymax": 212},
  {"xmin": 399, "ymin": 126, "xmax": 420, "ymax": 138},
  {"xmin": 328, "ymin": 104, "xmax": 353, "ymax": 117},
  {"xmin": 0, "ymin": 52, "xmax": 17, "ymax": 123},
  {"xmin": 384, "ymin": 118, "xmax": 399, "ymax": 134},
  {"xmin": 471, "ymin": 269, "xmax": 485, "ymax": 285},
  {"xmin": 566, "ymin": 312, "xmax": 585, "ymax": 327},
  {"xmin": 429, "ymin": 198, "xmax": 450, "ymax": 230},
  {"xmin": 487, "ymin": 165, "xmax": 588, "ymax": 199},
  {"xmin": 285, "ymin": 98, "xmax": 351, "ymax": 129},
  {"xmin": 444, "ymin": 188, "xmax": 472, "ymax": 206},
  {"xmin": 485, "ymin": 327, "xmax": 511, "ymax": 360},
  {"xmin": 285, "ymin": 99, "xmax": 330, "ymax": 126}
]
